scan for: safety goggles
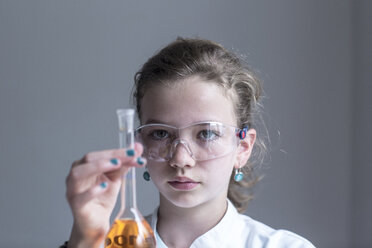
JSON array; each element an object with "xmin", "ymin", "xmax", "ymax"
[{"xmin": 135, "ymin": 121, "xmax": 245, "ymax": 162}]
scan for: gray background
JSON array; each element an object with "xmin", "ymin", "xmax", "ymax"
[{"xmin": 0, "ymin": 0, "xmax": 371, "ymax": 247}]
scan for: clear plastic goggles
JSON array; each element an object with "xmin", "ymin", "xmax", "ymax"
[{"xmin": 135, "ymin": 121, "xmax": 241, "ymax": 162}]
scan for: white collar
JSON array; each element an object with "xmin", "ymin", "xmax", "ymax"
[
  {"xmin": 146, "ymin": 200, "xmax": 315, "ymax": 248},
  {"xmin": 149, "ymin": 199, "xmax": 241, "ymax": 248}
]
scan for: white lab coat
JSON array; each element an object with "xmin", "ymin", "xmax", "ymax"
[{"xmin": 146, "ymin": 200, "xmax": 315, "ymax": 248}]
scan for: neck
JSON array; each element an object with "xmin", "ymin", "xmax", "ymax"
[{"xmin": 156, "ymin": 195, "xmax": 228, "ymax": 248}]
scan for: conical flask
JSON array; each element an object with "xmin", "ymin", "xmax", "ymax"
[{"xmin": 105, "ymin": 109, "xmax": 156, "ymax": 248}]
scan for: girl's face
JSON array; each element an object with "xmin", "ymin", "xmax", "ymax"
[{"xmin": 140, "ymin": 76, "xmax": 254, "ymax": 209}]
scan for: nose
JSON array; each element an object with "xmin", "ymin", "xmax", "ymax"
[{"xmin": 168, "ymin": 139, "xmax": 196, "ymax": 168}]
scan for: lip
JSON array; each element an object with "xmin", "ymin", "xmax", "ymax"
[{"xmin": 168, "ymin": 176, "xmax": 200, "ymax": 190}]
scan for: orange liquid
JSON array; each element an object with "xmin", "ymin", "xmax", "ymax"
[{"xmin": 105, "ymin": 219, "xmax": 156, "ymax": 248}]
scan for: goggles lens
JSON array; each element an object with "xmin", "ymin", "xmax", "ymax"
[{"xmin": 135, "ymin": 122, "xmax": 240, "ymax": 161}]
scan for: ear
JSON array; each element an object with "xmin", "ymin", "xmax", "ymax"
[{"xmin": 234, "ymin": 128, "xmax": 256, "ymax": 169}]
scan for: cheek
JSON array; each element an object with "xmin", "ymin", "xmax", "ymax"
[
  {"xmin": 147, "ymin": 161, "xmax": 166, "ymax": 176},
  {"xmin": 202, "ymin": 155, "xmax": 236, "ymax": 181},
  {"xmin": 146, "ymin": 164, "xmax": 165, "ymax": 191},
  {"xmin": 146, "ymin": 162, "xmax": 175, "ymax": 187}
]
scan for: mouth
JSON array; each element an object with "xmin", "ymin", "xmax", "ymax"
[{"xmin": 168, "ymin": 176, "xmax": 200, "ymax": 190}]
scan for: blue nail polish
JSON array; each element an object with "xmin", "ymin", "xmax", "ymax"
[
  {"xmin": 110, "ymin": 158, "xmax": 119, "ymax": 165},
  {"xmin": 137, "ymin": 157, "xmax": 145, "ymax": 165},
  {"xmin": 126, "ymin": 149, "xmax": 135, "ymax": 157},
  {"xmin": 100, "ymin": 182, "xmax": 107, "ymax": 189}
]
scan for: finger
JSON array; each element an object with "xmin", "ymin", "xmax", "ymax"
[
  {"xmin": 69, "ymin": 154, "xmax": 146, "ymax": 182},
  {"xmin": 66, "ymin": 160, "xmax": 122, "ymax": 195},
  {"xmin": 79, "ymin": 143, "xmax": 144, "ymax": 164},
  {"xmin": 103, "ymin": 156, "xmax": 144, "ymax": 181},
  {"xmin": 68, "ymin": 181, "xmax": 111, "ymax": 208},
  {"xmin": 103, "ymin": 156, "xmax": 147, "ymax": 182},
  {"xmin": 67, "ymin": 158, "xmax": 147, "ymax": 197},
  {"xmin": 67, "ymin": 142, "xmax": 143, "ymax": 183},
  {"xmin": 69, "ymin": 158, "xmax": 122, "ymax": 182}
]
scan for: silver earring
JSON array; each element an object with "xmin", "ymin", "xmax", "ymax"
[{"xmin": 234, "ymin": 168, "xmax": 244, "ymax": 182}]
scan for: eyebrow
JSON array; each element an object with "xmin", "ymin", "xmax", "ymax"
[{"xmin": 144, "ymin": 119, "xmax": 168, "ymax": 125}]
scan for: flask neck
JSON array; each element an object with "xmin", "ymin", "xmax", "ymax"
[{"xmin": 118, "ymin": 167, "xmax": 138, "ymax": 219}]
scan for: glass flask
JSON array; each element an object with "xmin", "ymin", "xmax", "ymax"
[{"xmin": 105, "ymin": 109, "xmax": 156, "ymax": 248}]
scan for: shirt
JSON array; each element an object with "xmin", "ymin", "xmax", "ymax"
[{"xmin": 145, "ymin": 200, "xmax": 316, "ymax": 248}]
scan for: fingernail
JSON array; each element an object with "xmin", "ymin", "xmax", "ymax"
[
  {"xmin": 126, "ymin": 149, "xmax": 135, "ymax": 157},
  {"xmin": 100, "ymin": 182, "xmax": 107, "ymax": 189},
  {"xmin": 110, "ymin": 158, "xmax": 119, "ymax": 165},
  {"xmin": 137, "ymin": 157, "xmax": 145, "ymax": 165}
]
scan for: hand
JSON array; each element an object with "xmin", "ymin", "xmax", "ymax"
[{"xmin": 65, "ymin": 143, "xmax": 146, "ymax": 248}]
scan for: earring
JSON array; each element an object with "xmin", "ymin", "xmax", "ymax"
[
  {"xmin": 239, "ymin": 126, "xmax": 248, "ymax": 140},
  {"xmin": 234, "ymin": 168, "xmax": 244, "ymax": 182},
  {"xmin": 143, "ymin": 170, "xmax": 151, "ymax": 181}
]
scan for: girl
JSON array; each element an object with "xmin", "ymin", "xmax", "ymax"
[{"xmin": 64, "ymin": 38, "xmax": 315, "ymax": 248}]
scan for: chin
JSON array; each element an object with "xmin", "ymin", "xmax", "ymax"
[{"xmin": 162, "ymin": 191, "xmax": 206, "ymax": 209}]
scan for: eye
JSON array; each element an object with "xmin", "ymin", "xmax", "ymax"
[
  {"xmin": 149, "ymin": 129, "xmax": 169, "ymax": 140},
  {"xmin": 198, "ymin": 129, "xmax": 219, "ymax": 141}
]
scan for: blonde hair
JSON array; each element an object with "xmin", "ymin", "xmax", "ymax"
[{"xmin": 133, "ymin": 37, "xmax": 265, "ymax": 213}]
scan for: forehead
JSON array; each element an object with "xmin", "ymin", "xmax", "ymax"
[{"xmin": 140, "ymin": 76, "xmax": 237, "ymax": 126}]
